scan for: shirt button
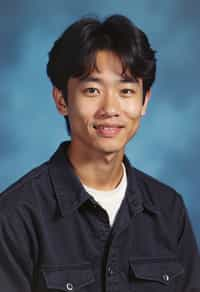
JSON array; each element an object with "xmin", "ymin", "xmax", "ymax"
[
  {"xmin": 66, "ymin": 282, "xmax": 74, "ymax": 291},
  {"xmin": 107, "ymin": 266, "xmax": 114, "ymax": 276},
  {"xmin": 162, "ymin": 273, "xmax": 170, "ymax": 282}
]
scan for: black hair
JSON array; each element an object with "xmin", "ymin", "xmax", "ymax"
[{"xmin": 47, "ymin": 14, "xmax": 156, "ymax": 134}]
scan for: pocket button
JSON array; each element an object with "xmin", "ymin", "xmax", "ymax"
[
  {"xmin": 162, "ymin": 273, "xmax": 170, "ymax": 282},
  {"xmin": 66, "ymin": 282, "xmax": 74, "ymax": 291}
]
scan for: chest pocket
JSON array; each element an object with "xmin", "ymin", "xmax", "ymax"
[
  {"xmin": 41, "ymin": 263, "xmax": 95, "ymax": 291},
  {"xmin": 129, "ymin": 257, "xmax": 184, "ymax": 289}
]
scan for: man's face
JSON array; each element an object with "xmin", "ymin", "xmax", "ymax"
[{"xmin": 54, "ymin": 50, "xmax": 150, "ymax": 156}]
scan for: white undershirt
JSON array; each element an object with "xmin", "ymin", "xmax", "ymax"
[{"xmin": 83, "ymin": 163, "xmax": 127, "ymax": 226}]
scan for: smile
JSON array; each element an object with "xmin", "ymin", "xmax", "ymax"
[{"xmin": 93, "ymin": 125, "xmax": 124, "ymax": 138}]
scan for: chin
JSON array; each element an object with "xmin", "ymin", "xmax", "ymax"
[{"xmin": 95, "ymin": 140, "xmax": 125, "ymax": 155}]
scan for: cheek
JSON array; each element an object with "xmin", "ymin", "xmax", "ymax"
[
  {"xmin": 68, "ymin": 100, "xmax": 98, "ymax": 126},
  {"xmin": 121, "ymin": 101, "xmax": 143, "ymax": 120}
]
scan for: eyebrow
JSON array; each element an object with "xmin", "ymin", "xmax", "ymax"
[
  {"xmin": 79, "ymin": 77, "xmax": 100, "ymax": 83},
  {"xmin": 120, "ymin": 76, "xmax": 139, "ymax": 83},
  {"xmin": 79, "ymin": 76, "xmax": 139, "ymax": 84}
]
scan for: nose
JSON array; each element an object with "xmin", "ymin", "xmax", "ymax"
[{"xmin": 96, "ymin": 91, "xmax": 120, "ymax": 118}]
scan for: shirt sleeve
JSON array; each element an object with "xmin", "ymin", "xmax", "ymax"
[
  {"xmin": 0, "ymin": 208, "xmax": 35, "ymax": 292},
  {"xmin": 175, "ymin": 194, "xmax": 200, "ymax": 291}
]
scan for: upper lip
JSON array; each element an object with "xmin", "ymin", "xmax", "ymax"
[{"xmin": 93, "ymin": 124, "xmax": 124, "ymax": 128}]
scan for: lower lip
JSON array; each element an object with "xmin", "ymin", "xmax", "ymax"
[{"xmin": 95, "ymin": 127, "xmax": 122, "ymax": 138}]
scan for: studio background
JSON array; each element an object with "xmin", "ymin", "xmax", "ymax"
[{"xmin": 0, "ymin": 0, "xmax": 200, "ymax": 247}]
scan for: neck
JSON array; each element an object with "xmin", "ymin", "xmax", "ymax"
[{"xmin": 67, "ymin": 142, "xmax": 124, "ymax": 191}]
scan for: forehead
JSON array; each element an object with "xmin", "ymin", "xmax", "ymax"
[
  {"xmin": 80, "ymin": 50, "xmax": 139, "ymax": 83},
  {"xmin": 94, "ymin": 50, "xmax": 124, "ymax": 74}
]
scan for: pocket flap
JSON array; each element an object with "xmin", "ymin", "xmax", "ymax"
[
  {"xmin": 42, "ymin": 263, "xmax": 95, "ymax": 291},
  {"xmin": 129, "ymin": 258, "xmax": 184, "ymax": 285}
]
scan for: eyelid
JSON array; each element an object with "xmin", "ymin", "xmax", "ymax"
[
  {"xmin": 120, "ymin": 88, "xmax": 136, "ymax": 94},
  {"xmin": 83, "ymin": 87, "xmax": 100, "ymax": 96}
]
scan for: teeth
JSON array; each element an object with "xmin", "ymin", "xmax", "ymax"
[{"xmin": 93, "ymin": 124, "xmax": 122, "ymax": 136}]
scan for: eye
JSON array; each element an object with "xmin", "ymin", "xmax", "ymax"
[
  {"xmin": 83, "ymin": 87, "xmax": 100, "ymax": 96},
  {"xmin": 120, "ymin": 88, "xmax": 135, "ymax": 97}
]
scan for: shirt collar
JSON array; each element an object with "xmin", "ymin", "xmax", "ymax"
[
  {"xmin": 123, "ymin": 156, "xmax": 144, "ymax": 216},
  {"xmin": 48, "ymin": 141, "xmax": 145, "ymax": 217},
  {"xmin": 48, "ymin": 141, "xmax": 92, "ymax": 216}
]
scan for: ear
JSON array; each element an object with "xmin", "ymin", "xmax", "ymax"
[
  {"xmin": 141, "ymin": 90, "xmax": 151, "ymax": 116},
  {"xmin": 52, "ymin": 87, "xmax": 68, "ymax": 116}
]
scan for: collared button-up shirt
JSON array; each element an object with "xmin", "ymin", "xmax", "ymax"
[{"xmin": 0, "ymin": 141, "xmax": 200, "ymax": 292}]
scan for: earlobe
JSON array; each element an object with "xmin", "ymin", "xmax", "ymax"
[
  {"xmin": 141, "ymin": 110, "xmax": 146, "ymax": 116},
  {"xmin": 52, "ymin": 87, "xmax": 68, "ymax": 116}
]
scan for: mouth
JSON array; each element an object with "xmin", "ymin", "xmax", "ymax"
[{"xmin": 93, "ymin": 124, "xmax": 124, "ymax": 138}]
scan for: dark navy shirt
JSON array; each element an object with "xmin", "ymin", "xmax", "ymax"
[{"xmin": 0, "ymin": 141, "xmax": 200, "ymax": 292}]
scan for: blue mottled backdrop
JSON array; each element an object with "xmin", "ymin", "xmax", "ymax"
[{"xmin": 0, "ymin": 0, "xmax": 199, "ymax": 247}]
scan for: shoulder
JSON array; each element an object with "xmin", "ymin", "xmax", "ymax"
[
  {"xmin": 135, "ymin": 167, "xmax": 176, "ymax": 194},
  {"xmin": 133, "ymin": 167, "xmax": 184, "ymax": 213},
  {"xmin": 0, "ymin": 161, "xmax": 50, "ymax": 217},
  {"xmin": 0, "ymin": 163, "xmax": 52, "ymax": 263}
]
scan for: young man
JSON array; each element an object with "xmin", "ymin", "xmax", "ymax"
[{"xmin": 0, "ymin": 15, "xmax": 199, "ymax": 292}]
